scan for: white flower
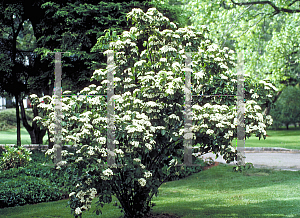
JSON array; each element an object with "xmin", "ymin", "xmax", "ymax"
[
  {"xmin": 103, "ymin": 168, "xmax": 113, "ymax": 177},
  {"xmin": 220, "ymin": 63, "xmax": 228, "ymax": 69},
  {"xmin": 75, "ymin": 157, "xmax": 83, "ymax": 162},
  {"xmin": 133, "ymin": 158, "xmax": 141, "ymax": 162},
  {"xmin": 33, "ymin": 116, "xmax": 42, "ymax": 122},
  {"xmin": 172, "ymin": 62, "xmax": 181, "ymax": 70},
  {"xmin": 145, "ymin": 143, "xmax": 152, "ymax": 150},
  {"xmin": 216, "ymin": 123, "xmax": 224, "ymax": 128},
  {"xmin": 203, "ymin": 114, "xmax": 209, "ymax": 118},
  {"xmin": 206, "ymin": 129, "xmax": 214, "ymax": 135},
  {"xmin": 251, "ymin": 93, "xmax": 259, "ymax": 99},
  {"xmin": 220, "ymin": 74, "xmax": 228, "ymax": 80},
  {"xmin": 138, "ymin": 178, "xmax": 147, "ymax": 187},
  {"xmin": 194, "ymin": 71, "xmax": 205, "ymax": 79},
  {"xmin": 144, "ymin": 171, "xmax": 152, "ymax": 178},
  {"xmin": 75, "ymin": 207, "xmax": 82, "ymax": 215},
  {"xmin": 134, "ymin": 60, "xmax": 146, "ymax": 67},
  {"xmin": 223, "ymin": 133, "xmax": 230, "ymax": 139},
  {"xmin": 159, "ymin": 58, "xmax": 167, "ymax": 62},
  {"xmin": 61, "ymin": 150, "xmax": 68, "ymax": 157},
  {"xmin": 115, "ymin": 149, "xmax": 124, "ymax": 156},
  {"xmin": 87, "ymin": 150, "xmax": 95, "ymax": 156},
  {"xmin": 253, "ymin": 105, "xmax": 261, "ymax": 111},
  {"xmin": 200, "ymin": 124, "xmax": 208, "ymax": 128},
  {"xmin": 169, "ymin": 159, "xmax": 178, "ymax": 166},
  {"xmin": 249, "ymin": 89, "xmax": 254, "ymax": 93},
  {"xmin": 256, "ymin": 113, "xmax": 264, "ymax": 122},
  {"xmin": 69, "ymin": 192, "xmax": 76, "ymax": 197},
  {"xmin": 30, "ymin": 94, "xmax": 38, "ymax": 99},
  {"xmin": 258, "ymin": 122, "xmax": 266, "ymax": 129}
]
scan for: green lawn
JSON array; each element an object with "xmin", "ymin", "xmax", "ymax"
[
  {"xmin": 0, "ymin": 127, "xmax": 49, "ymax": 145},
  {"xmin": 232, "ymin": 126, "xmax": 300, "ymax": 150},
  {"xmin": 1, "ymin": 164, "xmax": 300, "ymax": 217}
]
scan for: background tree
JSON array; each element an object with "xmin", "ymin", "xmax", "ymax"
[
  {"xmin": 181, "ymin": 0, "xmax": 300, "ymax": 116},
  {"xmin": 0, "ymin": 3, "xmax": 31, "ymax": 146},
  {"xmin": 269, "ymin": 85, "xmax": 300, "ymax": 129}
]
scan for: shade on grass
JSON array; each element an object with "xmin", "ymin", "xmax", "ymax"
[{"xmin": 1, "ymin": 164, "xmax": 300, "ymax": 217}]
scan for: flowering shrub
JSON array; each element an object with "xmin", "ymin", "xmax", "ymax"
[
  {"xmin": 0, "ymin": 145, "xmax": 32, "ymax": 171},
  {"xmin": 30, "ymin": 7, "xmax": 277, "ymax": 218}
]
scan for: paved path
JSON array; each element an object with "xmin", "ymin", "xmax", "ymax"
[{"xmin": 200, "ymin": 147, "xmax": 300, "ymax": 171}]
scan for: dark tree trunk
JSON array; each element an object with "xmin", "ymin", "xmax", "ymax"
[
  {"xmin": 47, "ymin": 128, "xmax": 54, "ymax": 149},
  {"xmin": 286, "ymin": 123, "xmax": 289, "ymax": 130},
  {"xmin": 15, "ymin": 94, "xmax": 21, "ymax": 147},
  {"xmin": 43, "ymin": 88, "xmax": 55, "ymax": 149},
  {"xmin": 19, "ymin": 100, "xmax": 47, "ymax": 144}
]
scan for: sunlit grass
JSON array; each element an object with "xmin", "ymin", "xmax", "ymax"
[
  {"xmin": 1, "ymin": 164, "xmax": 300, "ymax": 217},
  {"xmin": 0, "ymin": 127, "xmax": 49, "ymax": 145},
  {"xmin": 230, "ymin": 126, "xmax": 300, "ymax": 150}
]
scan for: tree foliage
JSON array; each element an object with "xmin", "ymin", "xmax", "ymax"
[
  {"xmin": 269, "ymin": 85, "xmax": 300, "ymax": 129},
  {"xmin": 0, "ymin": 0, "xmax": 189, "ymax": 147},
  {"xmin": 182, "ymin": 0, "xmax": 300, "ymax": 116}
]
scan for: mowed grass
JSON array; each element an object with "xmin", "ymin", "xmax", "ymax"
[
  {"xmin": 0, "ymin": 127, "xmax": 49, "ymax": 145},
  {"xmin": 1, "ymin": 164, "xmax": 300, "ymax": 217},
  {"xmin": 233, "ymin": 126, "xmax": 300, "ymax": 150}
]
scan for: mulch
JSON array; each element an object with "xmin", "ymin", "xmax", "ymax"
[{"xmin": 202, "ymin": 161, "xmax": 220, "ymax": 170}]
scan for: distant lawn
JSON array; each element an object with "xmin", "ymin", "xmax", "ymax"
[
  {"xmin": 1, "ymin": 164, "xmax": 300, "ymax": 217},
  {"xmin": 0, "ymin": 127, "xmax": 49, "ymax": 145},
  {"xmin": 230, "ymin": 126, "xmax": 300, "ymax": 150}
]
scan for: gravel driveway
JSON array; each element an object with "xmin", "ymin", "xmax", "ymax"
[{"xmin": 200, "ymin": 147, "xmax": 300, "ymax": 171}]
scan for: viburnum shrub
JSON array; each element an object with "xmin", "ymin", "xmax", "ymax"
[
  {"xmin": 0, "ymin": 145, "xmax": 32, "ymax": 171},
  {"xmin": 30, "ymin": 7, "xmax": 277, "ymax": 218}
]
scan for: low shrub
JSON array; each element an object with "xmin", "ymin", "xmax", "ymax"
[
  {"xmin": 0, "ymin": 175, "xmax": 62, "ymax": 208},
  {"xmin": 30, "ymin": 149, "xmax": 52, "ymax": 164},
  {"xmin": 0, "ymin": 145, "xmax": 32, "ymax": 171}
]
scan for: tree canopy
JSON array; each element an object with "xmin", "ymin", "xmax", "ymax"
[
  {"xmin": 0, "ymin": 0, "xmax": 190, "ymax": 146},
  {"xmin": 181, "ymin": 0, "xmax": 300, "ymax": 117}
]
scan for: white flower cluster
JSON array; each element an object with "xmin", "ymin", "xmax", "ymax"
[
  {"xmin": 138, "ymin": 178, "xmax": 147, "ymax": 187},
  {"xmin": 72, "ymin": 187, "xmax": 97, "ymax": 215},
  {"xmin": 101, "ymin": 168, "xmax": 113, "ymax": 180},
  {"xmin": 114, "ymin": 149, "xmax": 124, "ymax": 157},
  {"xmin": 144, "ymin": 171, "xmax": 152, "ymax": 178}
]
